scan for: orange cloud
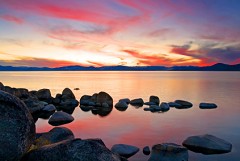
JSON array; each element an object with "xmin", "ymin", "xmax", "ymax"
[{"xmin": 0, "ymin": 15, "xmax": 24, "ymax": 24}]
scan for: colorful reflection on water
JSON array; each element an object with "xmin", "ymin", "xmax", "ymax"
[{"xmin": 1, "ymin": 71, "xmax": 240, "ymax": 161}]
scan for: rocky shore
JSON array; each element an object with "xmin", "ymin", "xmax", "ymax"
[{"xmin": 0, "ymin": 82, "xmax": 231, "ymax": 161}]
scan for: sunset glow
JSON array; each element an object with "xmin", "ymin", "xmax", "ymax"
[{"xmin": 0, "ymin": 0, "xmax": 240, "ymax": 67}]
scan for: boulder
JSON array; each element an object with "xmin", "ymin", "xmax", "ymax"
[
  {"xmin": 168, "ymin": 102, "xmax": 181, "ymax": 108},
  {"xmin": 48, "ymin": 111, "xmax": 74, "ymax": 126},
  {"xmin": 144, "ymin": 102, "xmax": 156, "ymax": 106},
  {"xmin": 160, "ymin": 102, "xmax": 170, "ymax": 111},
  {"xmin": 36, "ymin": 89, "xmax": 52, "ymax": 103},
  {"xmin": 199, "ymin": 103, "xmax": 217, "ymax": 109},
  {"xmin": 143, "ymin": 146, "xmax": 151, "ymax": 155},
  {"xmin": 0, "ymin": 91, "xmax": 35, "ymax": 161},
  {"xmin": 22, "ymin": 139, "xmax": 121, "ymax": 161},
  {"xmin": 182, "ymin": 134, "xmax": 232, "ymax": 154},
  {"xmin": 130, "ymin": 98, "xmax": 144, "ymax": 106},
  {"xmin": 0, "ymin": 82, "xmax": 4, "ymax": 90},
  {"xmin": 174, "ymin": 100, "xmax": 193, "ymax": 109},
  {"xmin": 14, "ymin": 88, "xmax": 29, "ymax": 99},
  {"xmin": 34, "ymin": 127, "xmax": 74, "ymax": 148},
  {"xmin": 148, "ymin": 143, "xmax": 188, "ymax": 161},
  {"xmin": 80, "ymin": 105, "xmax": 93, "ymax": 112},
  {"xmin": 119, "ymin": 98, "xmax": 130, "ymax": 104},
  {"xmin": 115, "ymin": 101, "xmax": 128, "ymax": 111},
  {"xmin": 39, "ymin": 104, "xmax": 56, "ymax": 119},
  {"xmin": 150, "ymin": 105, "xmax": 161, "ymax": 112},
  {"xmin": 59, "ymin": 99, "xmax": 79, "ymax": 114},
  {"xmin": 80, "ymin": 95, "xmax": 92, "ymax": 105},
  {"xmin": 96, "ymin": 91, "xmax": 113, "ymax": 107},
  {"xmin": 111, "ymin": 144, "xmax": 139, "ymax": 158},
  {"xmin": 150, "ymin": 96, "xmax": 160, "ymax": 105},
  {"xmin": 3, "ymin": 86, "xmax": 15, "ymax": 94},
  {"xmin": 61, "ymin": 88, "xmax": 75, "ymax": 100}
]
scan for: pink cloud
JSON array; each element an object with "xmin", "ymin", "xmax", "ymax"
[{"xmin": 0, "ymin": 15, "xmax": 24, "ymax": 24}]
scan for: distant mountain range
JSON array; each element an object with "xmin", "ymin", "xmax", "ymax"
[{"xmin": 0, "ymin": 63, "xmax": 240, "ymax": 71}]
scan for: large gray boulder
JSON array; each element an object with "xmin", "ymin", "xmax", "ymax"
[
  {"xmin": 22, "ymin": 139, "xmax": 121, "ymax": 161},
  {"xmin": 0, "ymin": 91, "xmax": 35, "ymax": 161},
  {"xmin": 34, "ymin": 127, "xmax": 74, "ymax": 148},
  {"xmin": 111, "ymin": 144, "xmax": 139, "ymax": 158},
  {"xmin": 48, "ymin": 111, "xmax": 74, "ymax": 126},
  {"xmin": 182, "ymin": 134, "xmax": 232, "ymax": 154},
  {"xmin": 148, "ymin": 143, "xmax": 188, "ymax": 161}
]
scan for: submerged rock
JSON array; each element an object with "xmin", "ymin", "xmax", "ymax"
[
  {"xmin": 22, "ymin": 139, "xmax": 121, "ymax": 161},
  {"xmin": 199, "ymin": 103, "xmax": 217, "ymax": 109},
  {"xmin": 130, "ymin": 98, "xmax": 144, "ymax": 106},
  {"xmin": 182, "ymin": 134, "xmax": 232, "ymax": 154},
  {"xmin": 144, "ymin": 102, "xmax": 156, "ymax": 106},
  {"xmin": 48, "ymin": 111, "xmax": 74, "ymax": 126},
  {"xmin": 174, "ymin": 100, "xmax": 193, "ymax": 109},
  {"xmin": 148, "ymin": 143, "xmax": 188, "ymax": 161},
  {"xmin": 111, "ymin": 144, "xmax": 139, "ymax": 158},
  {"xmin": 0, "ymin": 91, "xmax": 35, "ymax": 161},
  {"xmin": 149, "ymin": 96, "xmax": 160, "ymax": 105},
  {"xmin": 143, "ymin": 146, "xmax": 151, "ymax": 155}
]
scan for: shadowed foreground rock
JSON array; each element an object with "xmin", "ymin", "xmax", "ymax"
[
  {"xmin": 111, "ymin": 144, "xmax": 139, "ymax": 158},
  {"xmin": 0, "ymin": 91, "xmax": 35, "ymax": 161},
  {"xmin": 182, "ymin": 134, "xmax": 232, "ymax": 154},
  {"xmin": 34, "ymin": 127, "xmax": 74, "ymax": 148},
  {"xmin": 148, "ymin": 143, "xmax": 188, "ymax": 161},
  {"xmin": 22, "ymin": 139, "xmax": 122, "ymax": 161}
]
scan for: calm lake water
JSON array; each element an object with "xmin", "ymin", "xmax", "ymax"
[{"xmin": 1, "ymin": 71, "xmax": 240, "ymax": 161}]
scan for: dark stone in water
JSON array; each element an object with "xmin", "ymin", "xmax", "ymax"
[
  {"xmin": 130, "ymin": 98, "xmax": 144, "ymax": 106},
  {"xmin": 143, "ymin": 146, "xmax": 151, "ymax": 155},
  {"xmin": 148, "ymin": 143, "xmax": 188, "ymax": 161},
  {"xmin": 199, "ymin": 103, "xmax": 217, "ymax": 109},
  {"xmin": 119, "ymin": 98, "xmax": 130, "ymax": 104},
  {"xmin": 48, "ymin": 111, "xmax": 74, "ymax": 126},
  {"xmin": 149, "ymin": 96, "xmax": 160, "ymax": 105},
  {"xmin": 111, "ymin": 144, "xmax": 139, "ymax": 158},
  {"xmin": 174, "ymin": 100, "xmax": 193, "ymax": 109},
  {"xmin": 0, "ymin": 91, "xmax": 35, "ymax": 161},
  {"xmin": 182, "ymin": 134, "xmax": 232, "ymax": 154}
]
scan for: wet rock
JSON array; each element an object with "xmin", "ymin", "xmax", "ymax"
[
  {"xmin": 39, "ymin": 104, "xmax": 56, "ymax": 119},
  {"xmin": 96, "ymin": 91, "xmax": 113, "ymax": 107},
  {"xmin": 119, "ymin": 98, "xmax": 130, "ymax": 104},
  {"xmin": 59, "ymin": 99, "xmax": 79, "ymax": 114},
  {"xmin": 88, "ymin": 101, "xmax": 96, "ymax": 106},
  {"xmin": 168, "ymin": 102, "xmax": 181, "ymax": 108},
  {"xmin": 160, "ymin": 102, "xmax": 170, "ymax": 111},
  {"xmin": 174, "ymin": 100, "xmax": 193, "ymax": 109},
  {"xmin": 22, "ymin": 139, "xmax": 121, "ymax": 161},
  {"xmin": 199, "ymin": 103, "xmax": 217, "ymax": 109},
  {"xmin": 144, "ymin": 107, "xmax": 152, "ymax": 111},
  {"xmin": 48, "ymin": 111, "xmax": 74, "ymax": 126},
  {"xmin": 150, "ymin": 105, "xmax": 161, "ymax": 112},
  {"xmin": 3, "ymin": 86, "xmax": 14, "ymax": 94},
  {"xmin": 61, "ymin": 88, "xmax": 75, "ymax": 100},
  {"xmin": 14, "ymin": 88, "xmax": 29, "ymax": 99},
  {"xmin": 80, "ymin": 105, "xmax": 92, "ymax": 112},
  {"xmin": 0, "ymin": 91, "xmax": 35, "ymax": 161},
  {"xmin": 143, "ymin": 146, "xmax": 151, "ymax": 155},
  {"xmin": 80, "ymin": 95, "xmax": 92, "ymax": 105},
  {"xmin": 36, "ymin": 89, "xmax": 52, "ymax": 103},
  {"xmin": 34, "ymin": 127, "xmax": 74, "ymax": 148},
  {"xmin": 150, "ymin": 96, "xmax": 160, "ymax": 105},
  {"xmin": 111, "ymin": 144, "xmax": 139, "ymax": 158},
  {"xmin": 130, "ymin": 98, "xmax": 144, "ymax": 106},
  {"xmin": 148, "ymin": 143, "xmax": 188, "ymax": 161},
  {"xmin": 144, "ymin": 102, "xmax": 156, "ymax": 106},
  {"xmin": 182, "ymin": 134, "xmax": 232, "ymax": 154},
  {"xmin": 115, "ymin": 101, "xmax": 128, "ymax": 109},
  {"xmin": 0, "ymin": 82, "xmax": 4, "ymax": 90},
  {"xmin": 102, "ymin": 102, "xmax": 110, "ymax": 108}
]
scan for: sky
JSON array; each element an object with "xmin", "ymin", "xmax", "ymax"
[{"xmin": 0, "ymin": 0, "xmax": 240, "ymax": 67}]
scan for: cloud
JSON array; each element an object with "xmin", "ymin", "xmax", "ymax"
[
  {"xmin": 170, "ymin": 42, "xmax": 240, "ymax": 65},
  {"xmin": 0, "ymin": 52, "xmax": 85, "ymax": 67},
  {"xmin": 0, "ymin": 14, "xmax": 24, "ymax": 24}
]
